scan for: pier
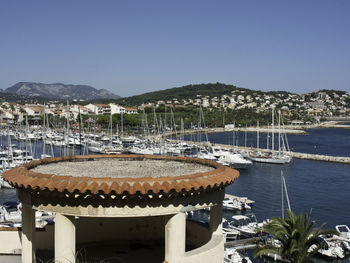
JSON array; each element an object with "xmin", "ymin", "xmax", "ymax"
[
  {"xmin": 166, "ymin": 126, "xmax": 307, "ymax": 136},
  {"xmin": 172, "ymin": 139, "xmax": 350, "ymax": 164},
  {"xmin": 218, "ymin": 144, "xmax": 350, "ymax": 164},
  {"xmin": 289, "ymin": 152, "xmax": 350, "ymax": 164},
  {"xmin": 225, "ymin": 237, "xmax": 259, "ymax": 251}
]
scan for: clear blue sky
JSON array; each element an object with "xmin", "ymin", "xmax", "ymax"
[{"xmin": 1, "ymin": 0, "xmax": 349, "ymax": 97}]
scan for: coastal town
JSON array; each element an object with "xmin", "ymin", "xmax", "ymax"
[
  {"xmin": 1, "ymin": 1, "xmax": 350, "ymax": 263},
  {"xmin": 0, "ymin": 88, "xmax": 349, "ymax": 126}
]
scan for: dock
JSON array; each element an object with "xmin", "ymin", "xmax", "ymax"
[
  {"xmin": 225, "ymin": 237, "xmax": 258, "ymax": 251},
  {"xmin": 166, "ymin": 137, "xmax": 350, "ymax": 164},
  {"xmin": 210, "ymin": 143, "xmax": 350, "ymax": 165},
  {"xmin": 289, "ymin": 152, "xmax": 350, "ymax": 164}
]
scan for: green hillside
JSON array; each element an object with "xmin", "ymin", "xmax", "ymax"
[{"xmin": 114, "ymin": 83, "xmax": 248, "ymax": 106}]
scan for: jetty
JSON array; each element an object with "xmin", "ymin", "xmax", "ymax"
[
  {"xmin": 225, "ymin": 237, "xmax": 258, "ymax": 251},
  {"xmin": 166, "ymin": 127, "xmax": 307, "ymax": 136},
  {"xmin": 217, "ymin": 144, "xmax": 350, "ymax": 164},
  {"xmin": 170, "ymin": 139, "xmax": 350, "ymax": 164}
]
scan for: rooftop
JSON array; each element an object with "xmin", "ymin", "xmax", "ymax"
[
  {"xmin": 4, "ymin": 155, "xmax": 239, "ymax": 196},
  {"xmin": 31, "ymin": 159, "xmax": 213, "ymax": 178}
]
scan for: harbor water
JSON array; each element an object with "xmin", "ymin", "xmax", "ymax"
[
  {"xmin": 187, "ymin": 128, "xmax": 350, "ymax": 228},
  {"xmin": 193, "ymin": 128, "xmax": 350, "ymax": 262},
  {"xmin": 1, "ymin": 128, "xmax": 350, "ymax": 262}
]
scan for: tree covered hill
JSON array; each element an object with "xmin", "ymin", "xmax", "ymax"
[
  {"xmin": 114, "ymin": 83, "xmax": 248, "ymax": 105},
  {"xmin": 91, "ymin": 83, "xmax": 295, "ymax": 106}
]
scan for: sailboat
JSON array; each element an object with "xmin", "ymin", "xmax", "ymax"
[
  {"xmin": 248, "ymin": 109, "xmax": 292, "ymax": 164},
  {"xmin": 100, "ymin": 111, "xmax": 122, "ymax": 154},
  {"xmin": 41, "ymin": 104, "xmax": 53, "ymax": 159}
]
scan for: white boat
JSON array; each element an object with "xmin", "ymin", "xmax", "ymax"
[
  {"xmin": 334, "ymin": 225, "xmax": 350, "ymax": 253},
  {"xmin": 222, "ymin": 218, "xmax": 240, "ymax": 241},
  {"xmin": 100, "ymin": 145, "xmax": 123, "ymax": 155},
  {"xmin": 0, "ymin": 201, "xmax": 22, "ymax": 223},
  {"xmin": 41, "ymin": 154, "xmax": 52, "ymax": 159},
  {"xmin": 309, "ymin": 235, "xmax": 345, "ymax": 259},
  {"xmin": 0, "ymin": 176, "xmax": 13, "ymax": 189},
  {"xmin": 0, "ymin": 201, "xmax": 55, "ymax": 228},
  {"xmin": 336, "ymin": 225, "xmax": 350, "ymax": 240},
  {"xmin": 121, "ymin": 136, "xmax": 137, "ymax": 145},
  {"xmin": 228, "ymin": 214, "xmax": 263, "ymax": 237},
  {"xmin": 217, "ymin": 153, "xmax": 253, "ymax": 169},
  {"xmin": 88, "ymin": 145, "xmax": 103, "ymax": 153},
  {"xmin": 224, "ymin": 248, "xmax": 252, "ymax": 263},
  {"xmin": 248, "ymin": 153, "xmax": 292, "ymax": 164},
  {"xmin": 223, "ymin": 197, "xmax": 251, "ymax": 211},
  {"xmin": 195, "ymin": 149, "xmax": 217, "ymax": 160}
]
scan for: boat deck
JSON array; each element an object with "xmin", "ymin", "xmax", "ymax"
[{"xmin": 225, "ymin": 194, "xmax": 255, "ymax": 205}]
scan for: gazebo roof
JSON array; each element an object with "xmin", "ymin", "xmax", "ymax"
[{"xmin": 3, "ymin": 155, "xmax": 239, "ymax": 196}]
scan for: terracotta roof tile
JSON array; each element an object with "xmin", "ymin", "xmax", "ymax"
[{"xmin": 3, "ymin": 155, "xmax": 239, "ymax": 197}]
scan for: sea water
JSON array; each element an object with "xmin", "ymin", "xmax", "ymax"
[
  {"xmin": 192, "ymin": 128, "xmax": 350, "ymax": 262},
  {"xmin": 1, "ymin": 128, "xmax": 350, "ymax": 262}
]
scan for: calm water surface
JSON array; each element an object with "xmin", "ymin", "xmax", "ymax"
[
  {"xmin": 189, "ymin": 128, "xmax": 350, "ymax": 262},
  {"xmin": 1, "ymin": 128, "xmax": 350, "ymax": 262}
]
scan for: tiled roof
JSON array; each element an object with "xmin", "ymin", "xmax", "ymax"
[{"xmin": 3, "ymin": 155, "xmax": 239, "ymax": 196}]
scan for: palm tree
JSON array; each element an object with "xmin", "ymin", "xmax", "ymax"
[{"xmin": 254, "ymin": 210, "xmax": 337, "ymax": 263}]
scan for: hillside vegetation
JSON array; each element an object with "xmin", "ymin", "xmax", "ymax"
[{"xmin": 107, "ymin": 83, "xmax": 248, "ymax": 105}]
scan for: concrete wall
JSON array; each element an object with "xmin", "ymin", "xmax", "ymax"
[
  {"xmin": 184, "ymin": 235, "xmax": 224, "ymax": 263},
  {"xmin": 0, "ymin": 225, "xmax": 55, "ymax": 254},
  {"xmin": 0, "ymin": 228, "xmax": 22, "ymax": 254}
]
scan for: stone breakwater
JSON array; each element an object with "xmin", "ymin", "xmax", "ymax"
[
  {"xmin": 222, "ymin": 145, "xmax": 350, "ymax": 164},
  {"xmin": 289, "ymin": 152, "xmax": 350, "ymax": 164},
  {"xmin": 172, "ymin": 127, "xmax": 307, "ymax": 135},
  {"xmin": 179, "ymin": 141, "xmax": 350, "ymax": 164}
]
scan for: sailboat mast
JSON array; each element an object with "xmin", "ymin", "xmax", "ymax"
[
  {"xmin": 283, "ymin": 175, "xmax": 291, "ymax": 211},
  {"xmin": 110, "ymin": 110, "xmax": 113, "ymax": 145},
  {"xmin": 43, "ymin": 104, "xmax": 46, "ymax": 157},
  {"xmin": 153, "ymin": 106, "xmax": 157, "ymax": 136},
  {"xmin": 257, "ymin": 121, "xmax": 259, "ymax": 149},
  {"xmin": 121, "ymin": 111, "xmax": 124, "ymax": 138},
  {"xmin": 267, "ymin": 124, "xmax": 270, "ymax": 150},
  {"xmin": 281, "ymin": 171, "xmax": 284, "ymax": 219},
  {"xmin": 272, "ymin": 108, "xmax": 275, "ymax": 153},
  {"xmin": 142, "ymin": 104, "xmax": 145, "ymax": 138},
  {"xmin": 278, "ymin": 110, "xmax": 281, "ymax": 156},
  {"xmin": 164, "ymin": 104, "xmax": 167, "ymax": 131}
]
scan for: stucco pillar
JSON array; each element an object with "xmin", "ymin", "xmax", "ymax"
[
  {"xmin": 55, "ymin": 213, "xmax": 76, "ymax": 263},
  {"xmin": 210, "ymin": 203, "xmax": 223, "ymax": 236},
  {"xmin": 165, "ymin": 212, "xmax": 186, "ymax": 263},
  {"xmin": 22, "ymin": 204, "xmax": 35, "ymax": 263}
]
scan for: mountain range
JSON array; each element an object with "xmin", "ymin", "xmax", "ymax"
[{"xmin": 4, "ymin": 82, "xmax": 120, "ymax": 101}]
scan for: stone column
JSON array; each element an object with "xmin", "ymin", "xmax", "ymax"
[
  {"xmin": 165, "ymin": 213, "xmax": 186, "ymax": 263},
  {"xmin": 22, "ymin": 204, "xmax": 35, "ymax": 263},
  {"xmin": 210, "ymin": 203, "xmax": 223, "ymax": 236},
  {"xmin": 55, "ymin": 213, "xmax": 76, "ymax": 263}
]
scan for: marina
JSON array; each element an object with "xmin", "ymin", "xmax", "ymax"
[{"xmin": 0, "ymin": 126, "xmax": 349, "ymax": 262}]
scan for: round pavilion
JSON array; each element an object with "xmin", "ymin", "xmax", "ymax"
[{"xmin": 3, "ymin": 154, "xmax": 239, "ymax": 263}]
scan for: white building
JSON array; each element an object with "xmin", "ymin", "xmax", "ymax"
[
  {"xmin": 85, "ymin": 104, "xmax": 111, "ymax": 115},
  {"xmin": 109, "ymin": 103, "xmax": 125, "ymax": 114}
]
